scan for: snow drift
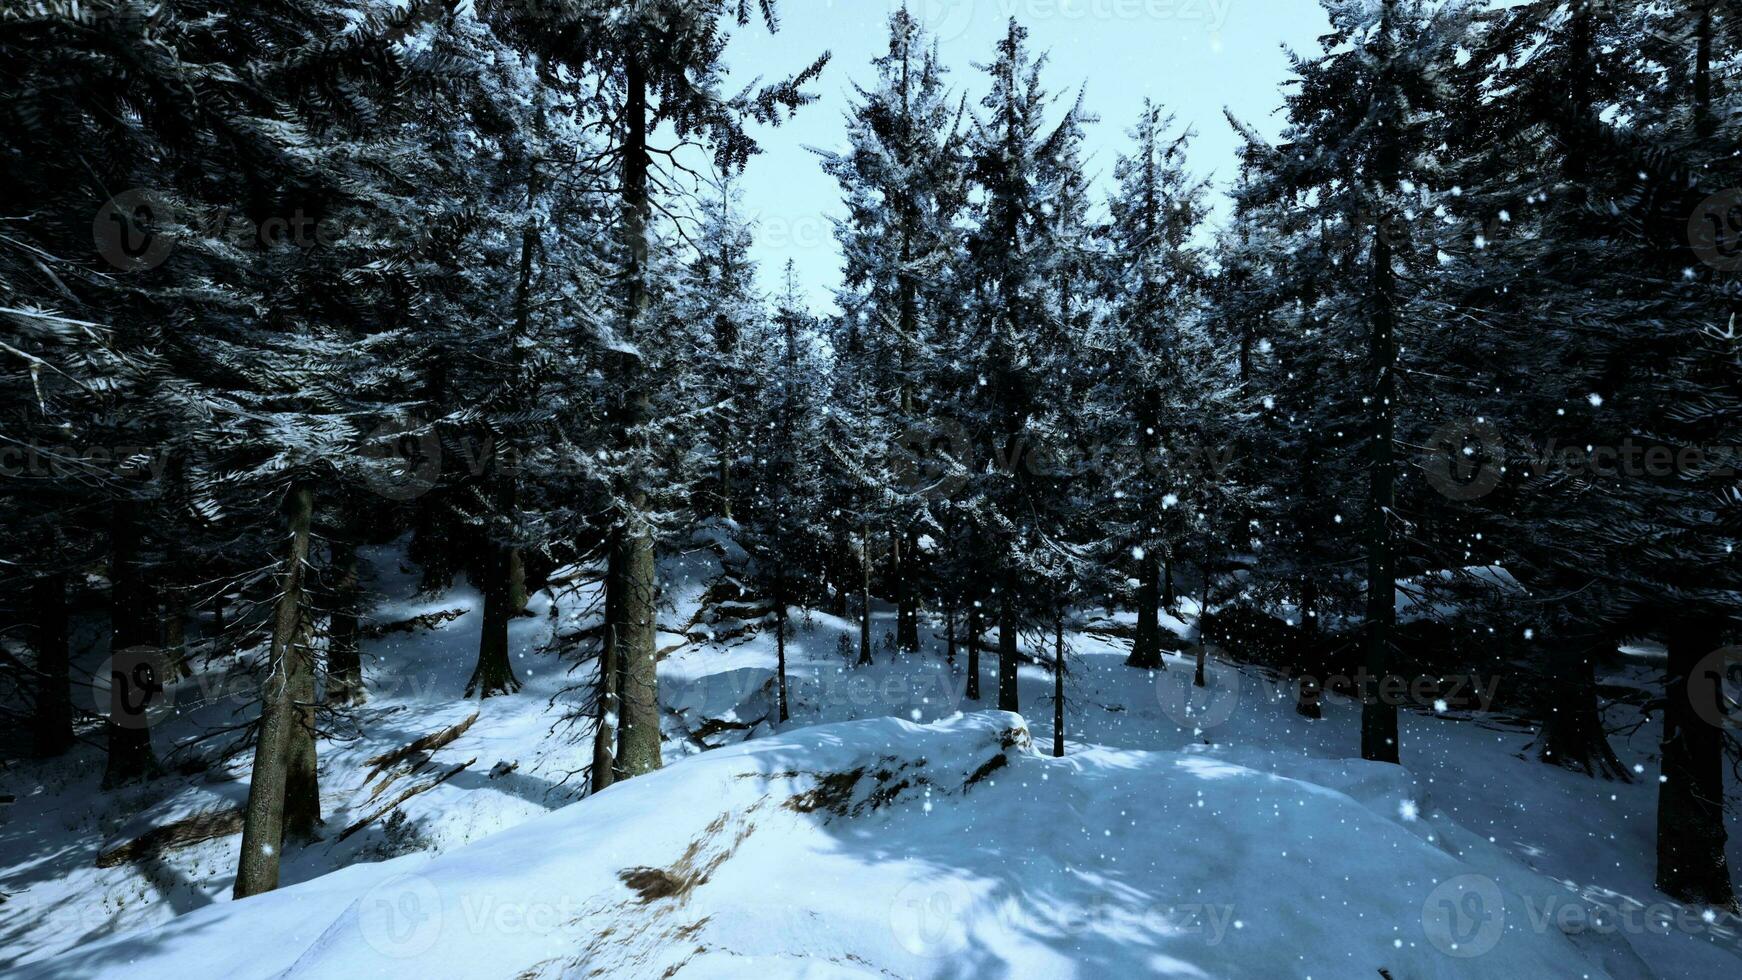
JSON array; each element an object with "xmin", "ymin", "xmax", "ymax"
[{"xmin": 29, "ymin": 711, "xmax": 1642, "ymax": 979}]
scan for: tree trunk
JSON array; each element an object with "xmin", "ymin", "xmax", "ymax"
[
  {"xmin": 775, "ymin": 576, "xmax": 791, "ymax": 723},
  {"xmin": 1538, "ymin": 637, "xmax": 1627, "ymax": 779},
  {"xmin": 161, "ymin": 596, "xmax": 192, "ymax": 679},
  {"xmin": 1163, "ymin": 557, "xmax": 1176, "ymax": 611},
  {"xmin": 467, "ymin": 541, "xmax": 523, "ymax": 698},
  {"xmin": 1052, "ymin": 615, "xmax": 1065, "ymax": 758},
  {"xmin": 896, "ymin": 527, "xmax": 920, "ymax": 651},
  {"xmin": 234, "ymin": 482, "xmax": 315, "ymax": 898},
  {"xmin": 283, "ymin": 589, "xmax": 321, "ymax": 843},
  {"xmin": 612, "ymin": 518, "xmax": 661, "ymax": 779},
  {"xmin": 104, "ymin": 500, "xmax": 161, "ymax": 788},
  {"xmin": 1360, "ymin": 205, "xmax": 1400, "ymax": 765},
  {"xmin": 997, "ymin": 587, "xmax": 1019, "ymax": 712},
  {"xmin": 1655, "ymin": 615, "xmax": 1735, "ymax": 906},
  {"xmin": 33, "ymin": 569, "xmax": 74, "ymax": 758},
  {"xmin": 508, "ymin": 546, "xmax": 529, "ymax": 615},
  {"xmin": 716, "ymin": 426, "xmax": 734, "ymax": 521},
  {"xmin": 411, "ymin": 489, "xmax": 459, "ymax": 595},
  {"xmin": 327, "ymin": 538, "xmax": 364, "ymax": 706},
  {"xmin": 591, "ymin": 535, "xmax": 620, "ymax": 795},
  {"xmin": 1295, "ymin": 577, "xmax": 1322, "ymax": 719},
  {"xmin": 966, "ymin": 599, "xmax": 982, "ymax": 701},
  {"xmin": 212, "ymin": 588, "xmax": 228, "ymax": 656},
  {"xmin": 1694, "ymin": 0, "xmax": 1714, "ymax": 140},
  {"xmin": 945, "ymin": 604, "xmax": 957, "ymax": 666},
  {"xmin": 857, "ymin": 525, "xmax": 874, "ymax": 666},
  {"xmin": 1126, "ymin": 549, "xmax": 1163, "ymax": 668},
  {"xmin": 609, "ymin": 53, "xmax": 662, "ymax": 782}
]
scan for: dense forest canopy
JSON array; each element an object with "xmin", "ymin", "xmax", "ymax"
[{"xmin": 2, "ymin": 0, "xmax": 1740, "ymax": 968}]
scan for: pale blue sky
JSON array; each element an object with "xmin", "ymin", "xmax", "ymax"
[{"xmin": 718, "ymin": 0, "xmax": 1332, "ymax": 311}]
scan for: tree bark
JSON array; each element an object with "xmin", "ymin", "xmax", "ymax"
[
  {"xmin": 591, "ymin": 534, "xmax": 620, "ymax": 795},
  {"xmin": 1295, "ymin": 577, "xmax": 1323, "ymax": 719},
  {"xmin": 1655, "ymin": 615, "xmax": 1735, "ymax": 906},
  {"xmin": 896, "ymin": 527, "xmax": 920, "ymax": 651},
  {"xmin": 33, "ymin": 568, "xmax": 74, "ymax": 757},
  {"xmin": 234, "ymin": 482, "xmax": 315, "ymax": 898},
  {"xmin": 966, "ymin": 598, "xmax": 982, "ymax": 701},
  {"xmin": 857, "ymin": 525, "xmax": 874, "ymax": 666},
  {"xmin": 1538, "ymin": 636, "xmax": 1627, "ymax": 779},
  {"xmin": 612, "ymin": 516, "xmax": 661, "ymax": 779},
  {"xmin": 945, "ymin": 604, "xmax": 957, "ymax": 665},
  {"xmin": 775, "ymin": 575, "xmax": 790, "ymax": 723},
  {"xmin": 467, "ymin": 541, "xmax": 523, "ymax": 698},
  {"xmin": 997, "ymin": 587, "xmax": 1019, "ymax": 712},
  {"xmin": 1052, "ymin": 615, "xmax": 1065, "ymax": 758},
  {"xmin": 327, "ymin": 537, "xmax": 364, "ymax": 706},
  {"xmin": 1127, "ymin": 549, "xmax": 1164, "ymax": 668},
  {"xmin": 283, "ymin": 586, "xmax": 321, "ymax": 843},
  {"xmin": 104, "ymin": 500, "xmax": 161, "ymax": 788},
  {"xmin": 1360, "ymin": 203, "xmax": 1400, "ymax": 765},
  {"xmin": 609, "ymin": 52, "xmax": 661, "ymax": 782}
]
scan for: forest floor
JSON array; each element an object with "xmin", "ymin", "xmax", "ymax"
[{"xmin": 3, "ymin": 538, "xmax": 1740, "ymax": 978}]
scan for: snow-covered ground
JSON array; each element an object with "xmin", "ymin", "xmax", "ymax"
[{"xmin": 3, "ymin": 543, "xmax": 1740, "ymax": 978}]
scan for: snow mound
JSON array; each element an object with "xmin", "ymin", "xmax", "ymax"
[{"xmin": 31, "ymin": 712, "xmax": 1626, "ymax": 979}]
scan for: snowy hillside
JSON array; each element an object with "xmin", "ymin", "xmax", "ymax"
[
  {"xmin": 5, "ymin": 543, "xmax": 1739, "ymax": 979},
  {"xmin": 16, "ymin": 712, "xmax": 1655, "ymax": 979}
]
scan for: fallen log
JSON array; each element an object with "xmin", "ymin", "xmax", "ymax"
[
  {"xmin": 338, "ymin": 758, "xmax": 475, "ymax": 843},
  {"xmin": 360, "ymin": 608, "xmax": 468, "ymax": 639},
  {"xmin": 362, "ymin": 711, "xmax": 479, "ymax": 785},
  {"xmin": 96, "ymin": 807, "xmax": 245, "ymax": 868}
]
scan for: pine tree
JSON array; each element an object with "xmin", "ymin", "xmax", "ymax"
[
  {"xmin": 1237, "ymin": 0, "xmax": 1477, "ymax": 763},
  {"xmin": 484, "ymin": 0, "xmax": 828, "ymax": 782},
  {"xmin": 817, "ymin": 8, "xmax": 969, "ymax": 654},
  {"xmin": 952, "ymin": 20, "xmax": 1093, "ymax": 713}
]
